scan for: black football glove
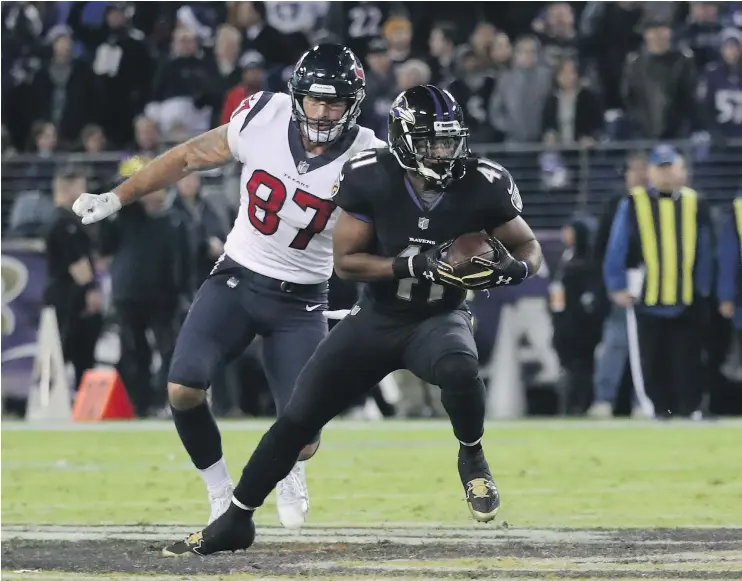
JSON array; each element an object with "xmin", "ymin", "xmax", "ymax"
[
  {"xmin": 392, "ymin": 241, "xmax": 458, "ymax": 287},
  {"xmin": 439, "ymin": 237, "xmax": 529, "ymax": 290}
]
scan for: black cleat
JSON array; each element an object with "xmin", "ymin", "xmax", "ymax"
[
  {"xmin": 162, "ymin": 504, "xmax": 256, "ymax": 557},
  {"xmin": 458, "ymin": 446, "xmax": 500, "ymax": 522}
]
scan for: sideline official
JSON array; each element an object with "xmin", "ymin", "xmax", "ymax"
[
  {"xmin": 603, "ymin": 145, "xmax": 713, "ymax": 418},
  {"xmin": 43, "ymin": 167, "xmax": 103, "ymax": 389}
]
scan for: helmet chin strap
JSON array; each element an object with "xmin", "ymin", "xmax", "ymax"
[{"xmin": 301, "ymin": 122, "xmax": 344, "ymax": 144}]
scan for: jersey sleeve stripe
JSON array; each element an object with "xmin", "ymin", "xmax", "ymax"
[
  {"xmin": 240, "ymin": 91, "xmax": 274, "ymax": 133},
  {"xmin": 348, "ymin": 211, "xmax": 373, "ymax": 223}
]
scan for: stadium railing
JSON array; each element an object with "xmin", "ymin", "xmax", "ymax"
[{"xmin": 2, "ymin": 139, "xmax": 741, "ymax": 234}]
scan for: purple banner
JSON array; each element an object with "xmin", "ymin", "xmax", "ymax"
[{"xmin": 2, "ymin": 241, "xmax": 47, "ymax": 398}]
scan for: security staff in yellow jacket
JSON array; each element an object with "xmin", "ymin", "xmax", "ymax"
[{"xmin": 603, "ymin": 146, "xmax": 713, "ymax": 418}]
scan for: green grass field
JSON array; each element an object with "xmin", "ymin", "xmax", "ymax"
[{"xmin": 3, "ymin": 419, "xmax": 742, "ymax": 528}]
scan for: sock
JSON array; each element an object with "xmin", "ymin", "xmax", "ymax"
[
  {"xmin": 199, "ymin": 457, "xmax": 232, "ymax": 492},
  {"xmin": 233, "ymin": 416, "xmax": 316, "ymax": 509},
  {"xmin": 459, "ymin": 439, "xmax": 483, "ymax": 454},
  {"xmin": 440, "ymin": 376, "xmax": 486, "ymax": 445},
  {"xmin": 171, "ymin": 402, "xmax": 223, "ymax": 470}
]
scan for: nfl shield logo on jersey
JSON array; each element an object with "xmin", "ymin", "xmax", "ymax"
[
  {"xmin": 418, "ymin": 217, "xmax": 429, "ymax": 230},
  {"xmin": 297, "ymin": 160, "xmax": 310, "ymax": 174}
]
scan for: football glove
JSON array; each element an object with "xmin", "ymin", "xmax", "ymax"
[
  {"xmin": 72, "ymin": 192, "xmax": 122, "ymax": 225},
  {"xmin": 437, "ymin": 237, "xmax": 529, "ymax": 290},
  {"xmin": 392, "ymin": 241, "xmax": 458, "ymax": 287}
]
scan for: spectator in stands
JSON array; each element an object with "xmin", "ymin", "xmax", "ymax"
[
  {"xmin": 603, "ymin": 145, "xmax": 713, "ymax": 419},
  {"xmin": 542, "ymin": 57, "xmax": 603, "ymax": 146},
  {"xmin": 489, "ymin": 35, "xmax": 553, "ymax": 143},
  {"xmin": 579, "ymin": 1, "xmax": 644, "ymax": 112},
  {"xmin": 427, "ymin": 21, "xmax": 458, "ymax": 85},
  {"xmin": 30, "ymin": 25, "xmax": 95, "ymax": 150},
  {"xmin": 489, "ymin": 31, "xmax": 513, "ymax": 75},
  {"xmin": 550, "ymin": 217, "xmax": 602, "ymax": 415},
  {"xmin": 22, "ymin": 121, "xmax": 58, "ymax": 193},
  {"xmin": 80, "ymin": 124, "xmax": 105, "ymax": 154},
  {"xmin": 469, "ymin": 22, "xmax": 497, "ymax": 70},
  {"xmin": 232, "ymin": 1, "xmax": 295, "ymax": 67},
  {"xmin": 359, "ymin": 38, "xmax": 397, "ymax": 139},
  {"xmin": 43, "ymin": 167, "xmax": 102, "ymax": 391},
  {"xmin": 100, "ymin": 186, "xmax": 191, "ymax": 418},
  {"xmin": 79, "ymin": 124, "xmax": 115, "ymax": 193},
  {"xmin": 622, "ymin": 16, "xmax": 699, "ymax": 139},
  {"xmin": 394, "ymin": 59, "xmax": 431, "ymax": 92},
  {"xmin": 384, "ymin": 15, "xmax": 417, "ymax": 68},
  {"xmin": 677, "ymin": 2, "xmax": 724, "ymax": 72},
  {"xmin": 532, "ymin": 2, "xmax": 579, "ymax": 69},
  {"xmin": 320, "ymin": 1, "xmax": 403, "ymax": 61},
  {"xmin": 446, "ymin": 47, "xmax": 498, "ymax": 143},
  {"xmin": 205, "ymin": 24, "xmax": 244, "ymax": 128},
  {"xmin": 67, "ymin": 1, "xmax": 153, "ymax": 148},
  {"xmin": 148, "ymin": 27, "xmax": 214, "ymax": 139},
  {"xmin": 219, "ymin": 51, "xmax": 266, "ymax": 127},
  {"xmin": 588, "ymin": 151, "xmax": 648, "ymax": 419},
  {"xmin": 132, "ymin": 115, "xmax": 160, "ymax": 157},
  {"xmin": 698, "ymin": 28, "xmax": 742, "ymax": 140}
]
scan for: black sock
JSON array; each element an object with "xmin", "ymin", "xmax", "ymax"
[
  {"xmin": 171, "ymin": 402, "xmax": 222, "ymax": 470},
  {"xmin": 441, "ymin": 376, "xmax": 486, "ymax": 445},
  {"xmin": 233, "ymin": 416, "xmax": 316, "ymax": 509}
]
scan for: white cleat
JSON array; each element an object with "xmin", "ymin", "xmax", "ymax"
[
  {"xmin": 276, "ymin": 461, "xmax": 309, "ymax": 530},
  {"xmin": 207, "ymin": 481, "xmax": 234, "ymax": 525},
  {"xmin": 586, "ymin": 401, "xmax": 613, "ymax": 419}
]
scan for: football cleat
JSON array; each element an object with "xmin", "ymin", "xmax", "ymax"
[
  {"xmin": 458, "ymin": 447, "xmax": 500, "ymax": 522},
  {"xmin": 276, "ymin": 461, "xmax": 309, "ymax": 529},
  {"xmin": 208, "ymin": 482, "xmax": 234, "ymax": 525},
  {"xmin": 162, "ymin": 503, "xmax": 256, "ymax": 557}
]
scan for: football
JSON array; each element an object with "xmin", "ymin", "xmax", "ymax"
[{"xmin": 443, "ymin": 232, "xmax": 497, "ymax": 276}]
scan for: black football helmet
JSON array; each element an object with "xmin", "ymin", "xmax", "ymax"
[
  {"xmin": 288, "ymin": 43, "xmax": 366, "ymax": 144},
  {"xmin": 388, "ymin": 85, "xmax": 470, "ymax": 186}
]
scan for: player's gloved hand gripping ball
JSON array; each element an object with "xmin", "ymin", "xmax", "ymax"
[
  {"xmin": 435, "ymin": 232, "xmax": 529, "ymax": 290},
  {"xmin": 392, "ymin": 241, "xmax": 456, "ymax": 286}
]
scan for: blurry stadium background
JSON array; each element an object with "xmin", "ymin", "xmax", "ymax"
[
  {"xmin": 3, "ymin": 0, "xmax": 742, "ymax": 421},
  {"xmin": 3, "ymin": 3, "xmax": 742, "ymax": 581}
]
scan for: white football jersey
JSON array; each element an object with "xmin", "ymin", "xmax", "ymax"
[{"xmin": 224, "ymin": 91, "xmax": 385, "ymax": 284}]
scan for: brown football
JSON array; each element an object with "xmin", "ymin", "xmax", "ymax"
[{"xmin": 443, "ymin": 232, "xmax": 496, "ymax": 277}]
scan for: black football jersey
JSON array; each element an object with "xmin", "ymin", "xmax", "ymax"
[{"xmin": 332, "ymin": 149, "xmax": 523, "ymax": 316}]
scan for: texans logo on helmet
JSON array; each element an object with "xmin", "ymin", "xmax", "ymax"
[{"xmin": 354, "ymin": 63, "xmax": 366, "ymax": 82}]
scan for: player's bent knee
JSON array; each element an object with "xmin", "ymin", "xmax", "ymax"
[
  {"xmin": 274, "ymin": 416, "xmax": 321, "ymax": 451},
  {"xmin": 298, "ymin": 437, "xmax": 321, "ymax": 462},
  {"xmin": 168, "ymin": 382, "xmax": 207, "ymax": 410},
  {"xmin": 433, "ymin": 353, "xmax": 480, "ymax": 389}
]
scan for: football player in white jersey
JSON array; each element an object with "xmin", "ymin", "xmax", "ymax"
[{"xmin": 72, "ymin": 44, "xmax": 385, "ymax": 534}]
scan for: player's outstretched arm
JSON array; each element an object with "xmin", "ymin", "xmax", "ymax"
[
  {"xmin": 116, "ymin": 125, "xmax": 232, "ymax": 203},
  {"xmin": 491, "ymin": 216, "xmax": 543, "ymax": 277},
  {"xmin": 333, "ymin": 211, "xmax": 395, "ymax": 281},
  {"xmin": 73, "ymin": 125, "xmax": 233, "ymax": 224}
]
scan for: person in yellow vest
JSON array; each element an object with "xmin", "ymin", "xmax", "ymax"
[
  {"xmin": 603, "ymin": 145, "xmax": 713, "ymax": 419},
  {"xmin": 717, "ymin": 193, "xmax": 742, "ymax": 345}
]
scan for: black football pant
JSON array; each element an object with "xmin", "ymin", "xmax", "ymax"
[
  {"xmin": 115, "ymin": 300, "xmax": 178, "ymax": 416},
  {"xmin": 232, "ymin": 300, "xmax": 486, "ymax": 509},
  {"xmin": 57, "ymin": 306, "xmax": 102, "ymax": 390},
  {"xmin": 636, "ymin": 308, "xmax": 703, "ymax": 417}
]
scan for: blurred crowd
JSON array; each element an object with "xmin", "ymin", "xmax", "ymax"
[
  {"xmin": 2, "ymin": 1, "xmax": 741, "ymax": 159},
  {"xmin": 2, "ymin": 1, "xmax": 742, "ymax": 420}
]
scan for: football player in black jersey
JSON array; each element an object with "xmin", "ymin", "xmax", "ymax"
[{"xmin": 164, "ymin": 85, "xmax": 543, "ymax": 556}]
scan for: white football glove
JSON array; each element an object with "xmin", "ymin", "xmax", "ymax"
[{"xmin": 72, "ymin": 192, "xmax": 122, "ymax": 225}]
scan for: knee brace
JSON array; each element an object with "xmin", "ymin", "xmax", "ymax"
[{"xmin": 433, "ymin": 353, "xmax": 480, "ymax": 390}]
